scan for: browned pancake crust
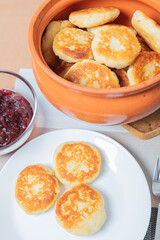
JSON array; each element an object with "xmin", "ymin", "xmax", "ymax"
[
  {"xmin": 53, "ymin": 28, "xmax": 94, "ymax": 62},
  {"xmin": 113, "ymin": 69, "xmax": 130, "ymax": 87},
  {"xmin": 87, "ymin": 24, "xmax": 137, "ymax": 35},
  {"xmin": 92, "ymin": 26, "xmax": 141, "ymax": 68},
  {"xmin": 97, "ymin": 27, "xmax": 138, "ymax": 60},
  {"xmin": 15, "ymin": 165, "xmax": 60, "ymax": 214},
  {"xmin": 55, "ymin": 142, "xmax": 101, "ymax": 185},
  {"xmin": 128, "ymin": 51, "xmax": 160, "ymax": 84},
  {"xmin": 70, "ymin": 7, "xmax": 117, "ymax": 15},
  {"xmin": 69, "ymin": 7, "xmax": 120, "ymax": 28},
  {"xmin": 132, "ymin": 10, "xmax": 160, "ymax": 53},
  {"xmin": 64, "ymin": 60, "xmax": 119, "ymax": 88},
  {"xmin": 55, "ymin": 184, "xmax": 102, "ymax": 229}
]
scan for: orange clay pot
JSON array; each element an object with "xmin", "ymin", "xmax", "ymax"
[{"xmin": 28, "ymin": 0, "xmax": 160, "ymax": 125}]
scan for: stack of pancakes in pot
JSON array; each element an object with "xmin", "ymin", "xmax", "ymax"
[{"xmin": 42, "ymin": 7, "xmax": 160, "ymax": 88}]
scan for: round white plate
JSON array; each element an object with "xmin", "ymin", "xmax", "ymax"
[{"xmin": 0, "ymin": 129, "xmax": 151, "ymax": 240}]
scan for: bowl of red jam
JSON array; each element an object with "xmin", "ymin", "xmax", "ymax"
[{"xmin": 0, "ymin": 70, "xmax": 37, "ymax": 155}]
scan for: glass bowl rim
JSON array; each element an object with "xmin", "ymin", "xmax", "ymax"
[{"xmin": 0, "ymin": 70, "xmax": 38, "ymax": 152}]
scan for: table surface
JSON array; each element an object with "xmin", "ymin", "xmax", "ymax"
[
  {"xmin": 0, "ymin": 0, "xmax": 44, "ymax": 72},
  {"xmin": 0, "ymin": 0, "xmax": 160, "ymax": 210}
]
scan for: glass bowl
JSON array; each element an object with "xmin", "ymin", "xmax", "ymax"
[{"xmin": 0, "ymin": 70, "xmax": 37, "ymax": 155}]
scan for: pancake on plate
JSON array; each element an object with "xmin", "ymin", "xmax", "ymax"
[
  {"xmin": 91, "ymin": 26, "xmax": 141, "ymax": 69},
  {"xmin": 127, "ymin": 51, "xmax": 160, "ymax": 85},
  {"xmin": 41, "ymin": 20, "xmax": 75, "ymax": 66},
  {"xmin": 15, "ymin": 164, "xmax": 60, "ymax": 214},
  {"xmin": 87, "ymin": 24, "xmax": 137, "ymax": 35},
  {"xmin": 132, "ymin": 10, "xmax": 160, "ymax": 53},
  {"xmin": 55, "ymin": 183, "xmax": 106, "ymax": 236},
  {"xmin": 64, "ymin": 60, "xmax": 120, "ymax": 88},
  {"xmin": 53, "ymin": 28, "xmax": 94, "ymax": 62},
  {"xmin": 69, "ymin": 7, "xmax": 120, "ymax": 28},
  {"xmin": 53, "ymin": 142, "xmax": 101, "ymax": 186}
]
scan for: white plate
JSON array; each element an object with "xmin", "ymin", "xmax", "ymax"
[{"xmin": 0, "ymin": 129, "xmax": 151, "ymax": 240}]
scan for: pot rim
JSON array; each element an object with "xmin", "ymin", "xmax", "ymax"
[{"xmin": 28, "ymin": 0, "xmax": 160, "ymax": 97}]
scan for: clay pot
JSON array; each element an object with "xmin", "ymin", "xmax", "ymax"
[{"xmin": 28, "ymin": 0, "xmax": 160, "ymax": 125}]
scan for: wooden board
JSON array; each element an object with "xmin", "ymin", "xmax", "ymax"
[{"xmin": 122, "ymin": 109, "xmax": 160, "ymax": 139}]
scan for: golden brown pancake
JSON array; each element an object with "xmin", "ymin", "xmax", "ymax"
[
  {"xmin": 91, "ymin": 26, "xmax": 141, "ymax": 69},
  {"xmin": 53, "ymin": 28, "xmax": 94, "ymax": 62},
  {"xmin": 132, "ymin": 10, "xmax": 160, "ymax": 53},
  {"xmin": 113, "ymin": 69, "xmax": 130, "ymax": 87},
  {"xmin": 42, "ymin": 21, "xmax": 61, "ymax": 66},
  {"xmin": 53, "ymin": 58, "xmax": 74, "ymax": 77},
  {"xmin": 41, "ymin": 20, "xmax": 75, "ymax": 66},
  {"xmin": 69, "ymin": 7, "xmax": 120, "ymax": 28},
  {"xmin": 127, "ymin": 51, "xmax": 160, "ymax": 85},
  {"xmin": 55, "ymin": 183, "xmax": 106, "ymax": 236},
  {"xmin": 87, "ymin": 24, "xmax": 137, "ymax": 35},
  {"xmin": 15, "ymin": 164, "xmax": 60, "ymax": 214},
  {"xmin": 64, "ymin": 60, "xmax": 120, "ymax": 88},
  {"xmin": 53, "ymin": 142, "xmax": 101, "ymax": 186}
]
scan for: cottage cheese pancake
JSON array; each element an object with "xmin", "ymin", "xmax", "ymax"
[
  {"xmin": 64, "ymin": 60, "xmax": 120, "ymax": 88},
  {"xmin": 42, "ymin": 21, "xmax": 61, "ymax": 66},
  {"xmin": 69, "ymin": 7, "xmax": 120, "ymax": 28},
  {"xmin": 55, "ymin": 183, "xmax": 106, "ymax": 236},
  {"xmin": 53, "ymin": 142, "xmax": 101, "ymax": 186},
  {"xmin": 127, "ymin": 51, "xmax": 160, "ymax": 85},
  {"xmin": 87, "ymin": 24, "xmax": 137, "ymax": 35},
  {"xmin": 42, "ymin": 20, "xmax": 75, "ymax": 66},
  {"xmin": 92, "ymin": 26, "xmax": 141, "ymax": 69},
  {"xmin": 132, "ymin": 10, "xmax": 160, "ymax": 53},
  {"xmin": 15, "ymin": 164, "xmax": 60, "ymax": 214},
  {"xmin": 53, "ymin": 28, "xmax": 94, "ymax": 62}
]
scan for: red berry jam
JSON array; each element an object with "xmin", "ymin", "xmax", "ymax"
[{"xmin": 0, "ymin": 89, "xmax": 33, "ymax": 148}]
